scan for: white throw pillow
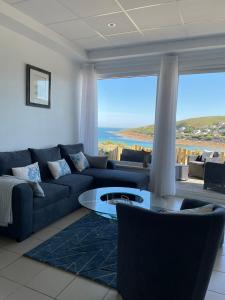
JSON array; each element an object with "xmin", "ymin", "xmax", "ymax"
[
  {"xmin": 202, "ymin": 150, "xmax": 213, "ymax": 161},
  {"xmin": 69, "ymin": 152, "xmax": 89, "ymax": 172},
  {"xmin": 47, "ymin": 159, "xmax": 71, "ymax": 179},
  {"xmin": 12, "ymin": 162, "xmax": 41, "ymax": 182}
]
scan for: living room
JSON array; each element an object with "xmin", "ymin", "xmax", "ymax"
[{"xmin": 0, "ymin": 0, "xmax": 225, "ymax": 300}]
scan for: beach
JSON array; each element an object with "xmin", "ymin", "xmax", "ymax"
[{"xmin": 115, "ymin": 130, "xmax": 225, "ymax": 151}]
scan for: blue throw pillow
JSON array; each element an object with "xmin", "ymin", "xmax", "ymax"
[
  {"xmin": 47, "ymin": 159, "xmax": 71, "ymax": 179},
  {"xmin": 12, "ymin": 162, "xmax": 41, "ymax": 182},
  {"xmin": 69, "ymin": 152, "xmax": 89, "ymax": 172}
]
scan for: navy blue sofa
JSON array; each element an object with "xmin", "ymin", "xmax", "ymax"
[{"xmin": 0, "ymin": 143, "xmax": 148, "ymax": 241}]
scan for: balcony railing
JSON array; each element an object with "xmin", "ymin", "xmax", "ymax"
[{"xmin": 99, "ymin": 143, "xmax": 225, "ymax": 165}]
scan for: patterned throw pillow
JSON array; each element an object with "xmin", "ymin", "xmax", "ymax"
[
  {"xmin": 69, "ymin": 152, "xmax": 89, "ymax": 172},
  {"xmin": 47, "ymin": 159, "xmax": 71, "ymax": 179},
  {"xmin": 12, "ymin": 162, "xmax": 41, "ymax": 182}
]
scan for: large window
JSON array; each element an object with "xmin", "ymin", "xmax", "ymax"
[
  {"xmin": 97, "ymin": 76, "xmax": 157, "ymax": 159},
  {"xmin": 176, "ymin": 73, "xmax": 225, "ymax": 155}
]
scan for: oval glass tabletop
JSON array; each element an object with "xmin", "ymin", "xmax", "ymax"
[{"xmin": 78, "ymin": 187, "xmax": 178, "ymax": 219}]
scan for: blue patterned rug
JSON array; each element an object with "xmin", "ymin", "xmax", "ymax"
[{"xmin": 24, "ymin": 213, "xmax": 117, "ymax": 288}]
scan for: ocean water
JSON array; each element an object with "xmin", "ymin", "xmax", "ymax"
[
  {"xmin": 98, "ymin": 128, "xmax": 222, "ymax": 151},
  {"xmin": 98, "ymin": 127, "xmax": 152, "ymax": 148}
]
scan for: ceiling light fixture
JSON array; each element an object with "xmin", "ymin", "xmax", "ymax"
[{"xmin": 107, "ymin": 23, "xmax": 116, "ymax": 28}]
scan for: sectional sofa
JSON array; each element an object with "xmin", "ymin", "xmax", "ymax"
[{"xmin": 0, "ymin": 143, "xmax": 148, "ymax": 241}]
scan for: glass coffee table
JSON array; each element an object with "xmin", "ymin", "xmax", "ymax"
[{"xmin": 78, "ymin": 187, "xmax": 180, "ymax": 219}]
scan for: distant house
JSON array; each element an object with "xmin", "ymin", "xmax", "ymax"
[
  {"xmin": 177, "ymin": 126, "xmax": 186, "ymax": 132},
  {"xmin": 203, "ymin": 129, "xmax": 211, "ymax": 133},
  {"xmin": 193, "ymin": 129, "xmax": 201, "ymax": 135}
]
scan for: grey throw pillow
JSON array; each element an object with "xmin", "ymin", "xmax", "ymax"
[{"xmin": 85, "ymin": 154, "xmax": 108, "ymax": 169}]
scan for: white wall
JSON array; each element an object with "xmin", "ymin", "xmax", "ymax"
[{"xmin": 0, "ymin": 25, "xmax": 81, "ymax": 151}]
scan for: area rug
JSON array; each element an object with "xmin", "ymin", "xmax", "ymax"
[{"xmin": 24, "ymin": 213, "xmax": 117, "ymax": 288}]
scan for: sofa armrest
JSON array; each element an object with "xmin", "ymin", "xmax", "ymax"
[{"xmin": 0, "ymin": 183, "xmax": 33, "ymax": 242}]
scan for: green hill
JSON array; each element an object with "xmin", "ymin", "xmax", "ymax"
[
  {"xmin": 176, "ymin": 116, "xmax": 225, "ymax": 129},
  {"xmin": 120, "ymin": 116, "xmax": 225, "ymax": 137}
]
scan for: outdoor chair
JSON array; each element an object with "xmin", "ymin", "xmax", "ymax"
[
  {"xmin": 117, "ymin": 199, "xmax": 225, "ymax": 300},
  {"xmin": 120, "ymin": 149, "xmax": 151, "ymax": 165},
  {"xmin": 204, "ymin": 162, "xmax": 225, "ymax": 192}
]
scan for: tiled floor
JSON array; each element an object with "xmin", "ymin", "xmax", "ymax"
[
  {"xmin": 0, "ymin": 207, "xmax": 224, "ymax": 300},
  {"xmin": 176, "ymin": 178, "xmax": 225, "ymax": 205}
]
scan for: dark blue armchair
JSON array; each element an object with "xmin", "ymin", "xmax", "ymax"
[{"xmin": 116, "ymin": 199, "xmax": 225, "ymax": 300}]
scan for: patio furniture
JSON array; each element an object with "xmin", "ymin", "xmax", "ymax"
[
  {"xmin": 120, "ymin": 149, "xmax": 151, "ymax": 165},
  {"xmin": 188, "ymin": 152, "xmax": 221, "ymax": 179},
  {"xmin": 204, "ymin": 162, "xmax": 225, "ymax": 192},
  {"xmin": 175, "ymin": 163, "xmax": 189, "ymax": 181},
  {"xmin": 117, "ymin": 198, "xmax": 225, "ymax": 300},
  {"xmin": 188, "ymin": 161, "xmax": 205, "ymax": 179}
]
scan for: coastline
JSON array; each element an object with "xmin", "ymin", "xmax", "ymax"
[{"xmin": 116, "ymin": 131, "xmax": 225, "ymax": 150}]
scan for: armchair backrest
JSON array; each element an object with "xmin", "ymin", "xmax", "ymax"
[
  {"xmin": 117, "ymin": 202, "xmax": 225, "ymax": 300},
  {"xmin": 204, "ymin": 162, "xmax": 225, "ymax": 182},
  {"xmin": 120, "ymin": 149, "xmax": 151, "ymax": 163}
]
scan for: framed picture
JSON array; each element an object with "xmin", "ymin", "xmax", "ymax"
[{"xmin": 26, "ymin": 64, "xmax": 51, "ymax": 108}]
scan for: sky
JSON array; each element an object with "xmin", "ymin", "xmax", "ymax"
[{"xmin": 98, "ymin": 73, "xmax": 225, "ymax": 128}]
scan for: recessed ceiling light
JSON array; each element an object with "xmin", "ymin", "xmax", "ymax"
[{"xmin": 107, "ymin": 23, "xmax": 116, "ymax": 28}]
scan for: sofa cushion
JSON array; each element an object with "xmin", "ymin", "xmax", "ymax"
[
  {"xmin": 59, "ymin": 143, "xmax": 84, "ymax": 170},
  {"xmin": 0, "ymin": 150, "xmax": 32, "ymax": 176},
  {"xmin": 51, "ymin": 174, "xmax": 93, "ymax": 195},
  {"xmin": 34, "ymin": 182, "xmax": 69, "ymax": 210},
  {"xmin": 29, "ymin": 147, "xmax": 61, "ymax": 180},
  {"xmin": 82, "ymin": 168, "xmax": 149, "ymax": 189}
]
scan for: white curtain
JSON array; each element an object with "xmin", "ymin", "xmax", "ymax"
[
  {"xmin": 79, "ymin": 63, "xmax": 98, "ymax": 155},
  {"xmin": 150, "ymin": 55, "xmax": 179, "ymax": 196}
]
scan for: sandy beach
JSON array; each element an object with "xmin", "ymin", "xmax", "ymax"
[{"xmin": 116, "ymin": 131, "xmax": 225, "ymax": 151}]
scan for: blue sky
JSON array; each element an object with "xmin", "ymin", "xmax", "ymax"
[{"xmin": 98, "ymin": 73, "xmax": 225, "ymax": 128}]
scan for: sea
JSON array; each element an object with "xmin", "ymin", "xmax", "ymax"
[{"xmin": 98, "ymin": 128, "xmax": 221, "ymax": 151}]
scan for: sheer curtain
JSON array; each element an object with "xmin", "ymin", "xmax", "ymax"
[
  {"xmin": 79, "ymin": 63, "xmax": 98, "ymax": 155},
  {"xmin": 150, "ymin": 55, "xmax": 179, "ymax": 196}
]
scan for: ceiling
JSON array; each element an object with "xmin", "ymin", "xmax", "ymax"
[{"xmin": 3, "ymin": 0, "xmax": 225, "ymax": 51}]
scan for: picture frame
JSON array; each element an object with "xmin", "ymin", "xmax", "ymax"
[{"xmin": 26, "ymin": 64, "xmax": 51, "ymax": 108}]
